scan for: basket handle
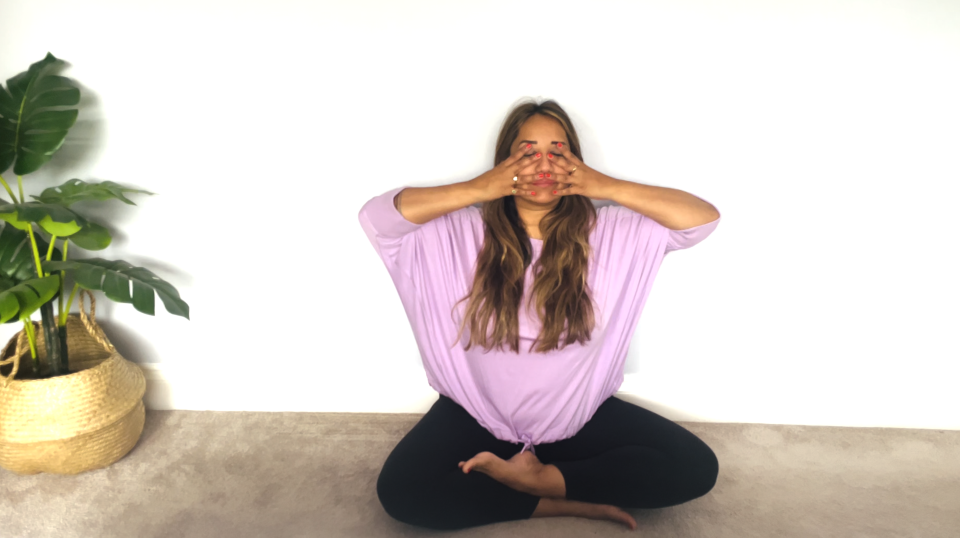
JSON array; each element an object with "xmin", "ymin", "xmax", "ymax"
[
  {"xmin": 0, "ymin": 323, "xmax": 31, "ymax": 388},
  {"xmin": 77, "ymin": 289, "xmax": 116, "ymax": 354},
  {"xmin": 0, "ymin": 290, "xmax": 114, "ymax": 388}
]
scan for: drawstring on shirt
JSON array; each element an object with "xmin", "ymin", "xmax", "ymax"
[{"xmin": 519, "ymin": 433, "xmax": 536, "ymax": 456}]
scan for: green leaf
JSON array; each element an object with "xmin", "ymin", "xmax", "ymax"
[
  {"xmin": 0, "ymin": 53, "xmax": 80, "ymax": 175},
  {"xmin": 0, "ymin": 200, "xmax": 87, "ymax": 236},
  {"xmin": 68, "ymin": 221, "xmax": 111, "ymax": 250},
  {"xmin": 0, "ymin": 275, "xmax": 59, "ymax": 323},
  {"xmin": 0, "ymin": 223, "xmax": 60, "ymax": 284},
  {"xmin": 0, "ymin": 223, "xmax": 62, "ymax": 323},
  {"xmin": 43, "ymin": 258, "xmax": 189, "ymax": 320},
  {"xmin": 32, "ymin": 179, "xmax": 154, "ymax": 206},
  {"xmin": 0, "ymin": 211, "xmax": 32, "ymax": 231}
]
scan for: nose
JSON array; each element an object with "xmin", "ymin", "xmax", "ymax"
[{"xmin": 536, "ymin": 152, "xmax": 552, "ymax": 174}]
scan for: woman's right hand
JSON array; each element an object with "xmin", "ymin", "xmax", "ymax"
[{"xmin": 468, "ymin": 142, "xmax": 543, "ymax": 202}]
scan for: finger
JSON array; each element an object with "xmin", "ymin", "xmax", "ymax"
[
  {"xmin": 507, "ymin": 175, "xmax": 539, "ymax": 196},
  {"xmin": 551, "ymin": 183, "xmax": 582, "ymax": 196},
  {"xmin": 532, "ymin": 170, "xmax": 564, "ymax": 182},
  {"xmin": 551, "ymin": 141, "xmax": 583, "ymax": 166},
  {"xmin": 546, "ymin": 153, "xmax": 577, "ymax": 174},
  {"xmin": 504, "ymin": 141, "xmax": 537, "ymax": 167},
  {"xmin": 549, "ymin": 176, "xmax": 581, "ymax": 196},
  {"xmin": 511, "ymin": 150, "xmax": 542, "ymax": 174}
]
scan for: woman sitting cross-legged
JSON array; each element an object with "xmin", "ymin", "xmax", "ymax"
[{"xmin": 358, "ymin": 99, "xmax": 722, "ymax": 531}]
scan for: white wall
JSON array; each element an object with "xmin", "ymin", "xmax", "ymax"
[{"xmin": 1, "ymin": 0, "xmax": 957, "ymax": 430}]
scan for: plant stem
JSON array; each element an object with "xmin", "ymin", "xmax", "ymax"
[
  {"xmin": 46, "ymin": 236, "xmax": 57, "ymax": 261},
  {"xmin": 17, "ymin": 175, "xmax": 24, "ymax": 204},
  {"xmin": 40, "ymin": 302, "xmax": 62, "ymax": 376},
  {"xmin": 58, "ymin": 322, "xmax": 69, "ymax": 373},
  {"xmin": 58, "ymin": 244, "xmax": 71, "ymax": 328},
  {"xmin": 25, "ymin": 226, "xmax": 45, "ymax": 278},
  {"xmin": 22, "ymin": 320, "xmax": 38, "ymax": 375},
  {"xmin": 63, "ymin": 283, "xmax": 80, "ymax": 326},
  {"xmin": 25, "ymin": 225, "xmax": 63, "ymax": 375},
  {"xmin": 0, "ymin": 174, "xmax": 16, "ymax": 201}
]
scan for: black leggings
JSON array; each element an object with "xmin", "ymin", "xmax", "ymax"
[{"xmin": 376, "ymin": 394, "xmax": 719, "ymax": 530}]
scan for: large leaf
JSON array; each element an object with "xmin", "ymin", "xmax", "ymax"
[
  {"xmin": 0, "ymin": 53, "xmax": 80, "ymax": 175},
  {"xmin": 32, "ymin": 179, "xmax": 154, "ymax": 206},
  {"xmin": 0, "ymin": 223, "xmax": 62, "ymax": 323},
  {"xmin": 0, "ymin": 222, "xmax": 60, "ymax": 283},
  {"xmin": 43, "ymin": 258, "xmax": 189, "ymax": 319},
  {"xmin": 0, "ymin": 200, "xmax": 87, "ymax": 236},
  {"xmin": 68, "ymin": 221, "xmax": 111, "ymax": 250},
  {"xmin": 0, "ymin": 275, "xmax": 59, "ymax": 323}
]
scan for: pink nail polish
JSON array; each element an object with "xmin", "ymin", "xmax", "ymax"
[
  {"xmin": 557, "ymin": 142, "xmax": 563, "ymax": 148},
  {"xmin": 538, "ymin": 174, "xmax": 543, "ymax": 178},
  {"xmin": 546, "ymin": 173, "xmax": 551, "ymax": 178},
  {"xmin": 531, "ymin": 191, "xmax": 536, "ymax": 195},
  {"xmin": 527, "ymin": 144, "xmax": 531, "ymax": 149},
  {"xmin": 536, "ymin": 153, "xmax": 541, "ymax": 158},
  {"xmin": 553, "ymin": 190, "xmax": 557, "ymax": 194},
  {"xmin": 547, "ymin": 154, "xmax": 553, "ymax": 159}
]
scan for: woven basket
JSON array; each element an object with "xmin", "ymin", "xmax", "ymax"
[{"xmin": 0, "ymin": 290, "xmax": 146, "ymax": 475}]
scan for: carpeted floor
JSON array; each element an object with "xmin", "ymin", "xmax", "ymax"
[{"xmin": 2, "ymin": 406, "xmax": 959, "ymax": 538}]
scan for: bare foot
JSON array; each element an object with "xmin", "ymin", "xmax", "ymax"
[
  {"xmin": 458, "ymin": 450, "xmax": 545, "ymax": 495},
  {"xmin": 532, "ymin": 497, "xmax": 638, "ymax": 531},
  {"xmin": 600, "ymin": 505, "xmax": 638, "ymax": 531}
]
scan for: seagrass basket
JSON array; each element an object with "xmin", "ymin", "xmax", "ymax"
[{"xmin": 0, "ymin": 290, "xmax": 146, "ymax": 475}]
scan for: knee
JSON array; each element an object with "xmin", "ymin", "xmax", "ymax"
[
  {"xmin": 376, "ymin": 461, "xmax": 415, "ymax": 525},
  {"xmin": 376, "ymin": 460, "xmax": 448, "ymax": 529},
  {"xmin": 690, "ymin": 444, "xmax": 719, "ymax": 498}
]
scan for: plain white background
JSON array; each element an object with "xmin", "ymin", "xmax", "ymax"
[{"xmin": 1, "ymin": 0, "xmax": 957, "ymax": 429}]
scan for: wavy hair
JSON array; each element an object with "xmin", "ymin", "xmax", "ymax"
[{"xmin": 450, "ymin": 100, "xmax": 599, "ymax": 354}]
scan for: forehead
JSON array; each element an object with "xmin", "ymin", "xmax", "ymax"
[{"xmin": 517, "ymin": 115, "xmax": 566, "ymax": 141}]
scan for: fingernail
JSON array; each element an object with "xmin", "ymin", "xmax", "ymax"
[
  {"xmin": 531, "ymin": 191, "xmax": 536, "ymax": 195},
  {"xmin": 558, "ymin": 142, "xmax": 563, "ymax": 148},
  {"xmin": 546, "ymin": 173, "xmax": 551, "ymax": 178},
  {"xmin": 526, "ymin": 144, "xmax": 531, "ymax": 149},
  {"xmin": 536, "ymin": 153, "xmax": 541, "ymax": 158},
  {"xmin": 538, "ymin": 173, "xmax": 543, "ymax": 178},
  {"xmin": 553, "ymin": 190, "xmax": 557, "ymax": 194},
  {"xmin": 547, "ymin": 154, "xmax": 553, "ymax": 159}
]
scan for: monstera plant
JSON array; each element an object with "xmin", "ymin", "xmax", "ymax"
[{"xmin": 0, "ymin": 52, "xmax": 189, "ymax": 379}]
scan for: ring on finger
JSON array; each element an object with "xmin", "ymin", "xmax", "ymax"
[
  {"xmin": 569, "ymin": 166, "xmax": 577, "ymax": 174},
  {"xmin": 513, "ymin": 176, "xmax": 518, "ymax": 182}
]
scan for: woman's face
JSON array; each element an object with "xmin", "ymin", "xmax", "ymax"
[{"xmin": 513, "ymin": 114, "xmax": 568, "ymax": 206}]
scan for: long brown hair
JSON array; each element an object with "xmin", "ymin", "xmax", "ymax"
[{"xmin": 450, "ymin": 100, "xmax": 599, "ymax": 354}]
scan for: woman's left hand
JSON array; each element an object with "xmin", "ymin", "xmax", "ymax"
[{"xmin": 546, "ymin": 142, "xmax": 620, "ymax": 201}]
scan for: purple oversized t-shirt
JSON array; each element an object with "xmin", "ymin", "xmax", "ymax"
[{"xmin": 359, "ymin": 186, "xmax": 720, "ymax": 456}]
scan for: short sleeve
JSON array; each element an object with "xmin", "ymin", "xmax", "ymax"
[
  {"xmin": 357, "ymin": 186, "xmax": 425, "ymax": 281},
  {"xmin": 657, "ymin": 194, "xmax": 721, "ymax": 253},
  {"xmin": 357, "ymin": 186, "xmax": 482, "ymax": 294}
]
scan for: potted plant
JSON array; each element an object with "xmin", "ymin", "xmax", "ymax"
[{"xmin": 0, "ymin": 52, "xmax": 189, "ymax": 475}]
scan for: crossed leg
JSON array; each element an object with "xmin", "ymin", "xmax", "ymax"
[{"xmin": 376, "ymin": 394, "xmax": 718, "ymax": 531}]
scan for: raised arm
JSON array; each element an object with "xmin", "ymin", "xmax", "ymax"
[
  {"xmin": 393, "ymin": 181, "xmax": 486, "ymax": 225},
  {"xmin": 395, "ymin": 141, "xmax": 546, "ymax": 225}
]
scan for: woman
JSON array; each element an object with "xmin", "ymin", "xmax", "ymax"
[{"xmin": 358, "ymin": 100, "xmax": 722, "ymax": 531}]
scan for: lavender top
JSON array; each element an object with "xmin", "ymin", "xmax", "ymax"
[{"xmin": 359, "ymin": 186, "xmax": 720, "ymax": 456}]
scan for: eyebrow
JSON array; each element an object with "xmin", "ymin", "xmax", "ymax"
[{"xmin": 518, "ymin": 140, "xmax": 566, "ymax": 146}]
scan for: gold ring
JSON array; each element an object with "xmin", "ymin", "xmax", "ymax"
[{"xmin": 570, "ymin": 166, "xmax": 577, "ymax": 174}]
